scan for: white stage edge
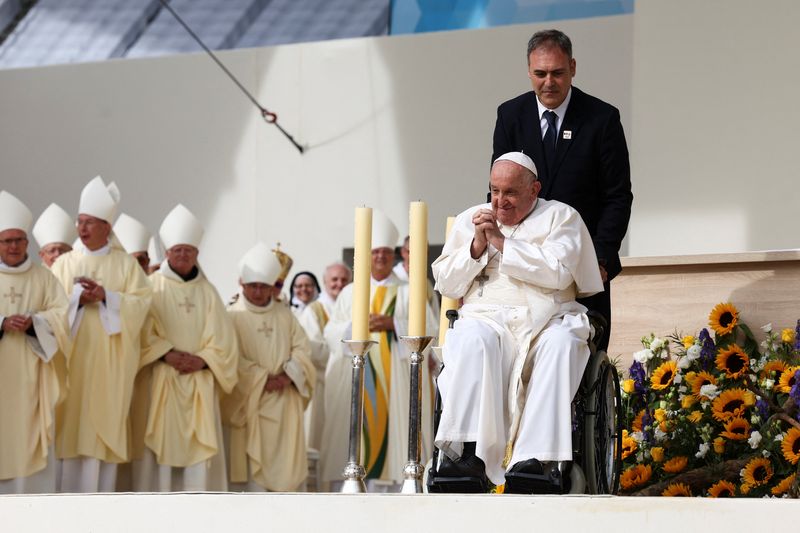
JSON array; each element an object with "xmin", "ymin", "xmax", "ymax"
[{"xmin": 2, "ymin": 493, "xmax": 798, "ymax": 532}]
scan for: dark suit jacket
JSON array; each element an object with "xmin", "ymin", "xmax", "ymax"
[{"xmin": 492, "ymin": 87, "xmax": 632, "ymax": 281}]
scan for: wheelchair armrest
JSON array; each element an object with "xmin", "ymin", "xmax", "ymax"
[
  {"xmin": 586, "ymin": 310, "xmax": 608, "ymax": 347},
  {"xmin": 446, "ymin": 309, "xmax": 459, "ymax": 329}
]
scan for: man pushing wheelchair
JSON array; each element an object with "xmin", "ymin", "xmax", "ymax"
[{"xmin": 429, "ymin": 152, "xmax": 605, "ymax": 494}]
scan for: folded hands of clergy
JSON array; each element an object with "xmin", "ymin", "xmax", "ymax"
[
  {"xmin": 369, "ymin": 313, "xmax": 394, "ymax": 333},
  {"xmin": 264, "ymin": 372, "xmax": 293, "ymax": 393},
  {"xmin": 1, "ymin": 314, "xmax": 32, "ymax": 332},
  {"xmin": 470, "ymin": 208, "xmax": 504, "ymax": 259},
  {"xmin": 163, "ymin": 350, "xmax": 208, "ymax": 374},
  {"xmin": 76, "ymin": 277, "xmax": 106, "ymax": 305}
]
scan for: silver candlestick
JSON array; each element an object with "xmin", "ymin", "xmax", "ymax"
[
  {"xmin": 339, "ymin": 339, "xmax": 377, "ymax": 494},
  {"xmin": 399, "ymin": 335, "xmax": 434, "ymax": 494}
]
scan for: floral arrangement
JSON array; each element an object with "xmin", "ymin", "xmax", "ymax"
[{"xmin": 619, "ymin": 302, "xmax": 800, "ymax": 497}]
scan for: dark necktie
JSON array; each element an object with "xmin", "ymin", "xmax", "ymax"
[{"xmin": 543, "ymin": 110, "xmax": 558, "ymax": 171}]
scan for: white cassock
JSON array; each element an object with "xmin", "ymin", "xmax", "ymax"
[
  {"xmin": 320, "ymin": 273, "xmax": 437, "ymax": 489},
  {"xmin": 431, "ymin": 198, "xmax": 603, "ymax": 486},
  {"xmin": 298, "ymin": 290, "xmax": 335, "ymax": 453},
  {"xmin": 0, "ymin": 258, "xmax": 69, "ymax": 494}
]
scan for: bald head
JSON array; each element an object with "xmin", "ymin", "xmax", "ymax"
[{"xmin": 323, "ymin": 262, "xmax": 352, "ymax": 300}]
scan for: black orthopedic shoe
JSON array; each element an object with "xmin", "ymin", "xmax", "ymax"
[
  {"xmin": 504, "ymin": 459, "xmax": 570, "ymax": 494},
  {"xmin": 429, "ymin": 442, "xmax": 489, "ymax": 493}
]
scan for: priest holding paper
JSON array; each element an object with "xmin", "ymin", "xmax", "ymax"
[
  {"xmin": 321, "ymin": 210, "xmax": 437, "ymax": 491},
  {"xmin": 431, "ymin": 152, "xmax": 603, "ymax": 492},
  {"xmin": 0, "ymin": 192, "xmax": 70, "ymax": 494},
  {"xmin": 224, "ymin": 243, "xmax": 315, "ymax": 492},
  {"xmin": 137, "ymin": 204, "xmax": 237, "ymax": 491},
  {"xmin": 51, "ymin": 176, "xmax": 152, "ymax": 492}
]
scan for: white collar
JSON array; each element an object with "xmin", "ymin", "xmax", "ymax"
[
  {"xmin": 81, "ymin": 242, "xmax": 111, "ymax": 256},
  {"xmin": 536, "ymin": 86, "xmax": 572, "ymax": 121},
  {"xmin": 242, "ymin": 295, "xmax": 275, "ymax": 314},
  {"xmin": 0, "ymin": 256, "xmax": 32, "ymax": 273}
]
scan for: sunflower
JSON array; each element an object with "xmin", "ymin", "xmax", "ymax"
[
  {"xmin": 740, "ymin": 483, "xmax": 751, "ymax": 495},
  {"xmin": 781, "ymin": 427, "xmax": 800, "ymax": 465},
  {"xmin": 761, "ymin": 360, "xmax": 787, "ymax": 378},
  {"xmin": 742, "ymin": 457, "xmax": 773, "ymax": 487},
  {"xmin": 620, "ymin": 464, "xmax": 652, "ymax": 491},
  {"xmin": 777, "ymin": 366, "xmax": 799, "ymax": 394},
  {"xmin": 681, "ymin": 395, "xmax": 698, "ymax": 409},
  {"xmin": 691, "ymin": 371, "xmax": 718, "ymax": 399},
  {"xmin": 662, "ymin": 455, "xmax": 688, "ymax": 474},
  {"xmin": 771, "ymin": 473, "xmax": 797, "ymax": 496},
  {"xmin": 711, "ymin": 388, "xmax": 749, "ymax": 421},
  {"xmin": 651, "ymin": 360, "xmax": 678, "ymax": 390},
  {"xmin": 662, "ymin": 482, "xmax": 692, "ymax": 497},
  {"xmin": 621, "ymin": 430, "xmax": 638, "ymax": 460},
  {"xmin": 687, "ymin": 410, "xmax": 703, "ymax": 423},
  {"xmin": 720, "ymin": 417, "xmax": 750, "ymax": 440},
  {"xmin": 632, "ymin": 409, "xmax": 645, "ymax": 432},
  {"xmin": 715, "ymin": 344, "xmax": 749, "ymax": 379},
  {"xmin": 709, "ymin": 302, "xmax": 738, "ymax": 336},
  {"xmin": 707, "ymin": 480, "xmax": 736, "ymax": 497}
]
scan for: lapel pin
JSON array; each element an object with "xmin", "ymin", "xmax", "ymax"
[{"xmin": 562, "ymin": 130, "xmax": 572, "ymax": 140}]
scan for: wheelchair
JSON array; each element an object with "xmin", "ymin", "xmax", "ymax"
[{"xmin": 427, "ymin": 309, "xmax": 622, "ymax": 495}]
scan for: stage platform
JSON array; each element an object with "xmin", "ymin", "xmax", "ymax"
[{"xmin": 2, "ymin": 493, "xmax": 799, "ymax": 532}]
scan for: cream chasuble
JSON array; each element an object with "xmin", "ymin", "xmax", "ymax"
[
  {"xmin": 139, "ymin": 265, "xmax": 237, "ymax": 483},
  {"xmin": 224, "ymin": 296, "xmax": 315, "ymax": 491},
  {"xmin": 298, "ymin": 292, "xmax": 334, "ymax": 452},
  {"xmin": 320, "ymin": 274, "xmax": 437, "ymax": 485},
  {"xmin": 0, "ymin": 260, "xmax": 69, "ymax": 491},
  {"xmin": 50, "ymin": 246, "xmax": 152, "ymax": 463}
]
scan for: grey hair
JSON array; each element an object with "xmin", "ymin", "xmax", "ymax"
[
  {"xmin": 527, "ymin": 29, "xmax": 572, "ymax": 63},
  {"xmin": 324, "ymin": 261, "xmax": 352, "ymax": 281}
]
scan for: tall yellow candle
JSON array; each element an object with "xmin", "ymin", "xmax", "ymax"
[
  {"xmin": 408, "ymin": 201, "xmax": 428, "ymax": 337},
  {"xmin": 351, "ymin": 207, "xmax": 372, "ymax": 341},
  {"xmin": 438, "ymin": 216, "xmax": 459, "ymax": 346}
]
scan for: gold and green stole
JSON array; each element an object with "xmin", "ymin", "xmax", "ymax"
[
  {"xmin": 363, "ymin": 284, "xmax": 398, "ymax": 479},
  {"xmin": 309, "ymin": 300, "xmax": 329, "ymax": 330}
]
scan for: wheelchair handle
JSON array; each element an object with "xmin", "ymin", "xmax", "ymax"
[{"xmin": 446, "ymin": 310, "xmax": 459, "ymax": 329}]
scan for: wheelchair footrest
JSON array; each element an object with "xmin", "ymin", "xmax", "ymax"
[
  {"xmin": 427, "ymin": 473, "xmax": 489, "ymax": 494},
  {"xmin": 504, "ymin": 469, "xmax": 568, "ymax": 495}
]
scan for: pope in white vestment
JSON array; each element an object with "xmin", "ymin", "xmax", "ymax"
[
  {"xmin": 320, "ymin": 211, "xmax": 437, "ymax": 490},
  {"xmin": 137, "ymin": 204, "xmax": 238, "ymax": 491},
  {"xmin": 224, "ymin": 243, "xmax": 316, "ymax": 492},
  {"xmin": 51, "ymin": 177, "xmax": 152, "ymax": 493},
  {"xmin": 0, "ymin": 191, "xmax": 70, "ymax": 494},
  {"xmin": 431, "ymin": 153, "xmax": 603, "ymax": 488}
]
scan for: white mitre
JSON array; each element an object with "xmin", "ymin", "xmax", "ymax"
[
  {"xmin": 239, "ymin": 242, "xmax": 282, "ymax": 285},
  {"xmin": 493, "ymin": 151, "xmax": 538, "ymax": 177},
  {"xmin": 159, "ymin": 204, "xmax": 204, "ymax": 250},
  {"xmin": 79, "ymin": 175, "xmax": 119, "ymax": 222},
  {"xmin": 113, "ymin": 213, "xmax": 151, "ymax": 253},
  {"xmin": 371, "ymin": 209, "xmax": 399, "ymax": 250},
  {"xmin": 0, "ymin": 191, "xmax": 33, "ymax": 233},
  {"xmin": 32, "ymin": 203, "xmax": 77, "ymax": 247},
  {"xmin": 148, "ymin": 235, "xmax": 165, "ymax": 267}
]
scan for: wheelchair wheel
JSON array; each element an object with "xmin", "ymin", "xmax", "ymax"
[{"xmin": 582, "ymin": 354, "xmax": 622, "ymax": 494}]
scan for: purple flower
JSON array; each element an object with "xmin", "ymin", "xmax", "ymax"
[
  {"xmin": 629, "ymin": 361, "xmax": 647, "ymax": 394},
  {"xmin": 698, "ymin": 328, "xmax": 716, "ymax": 369},
  {"xmin": 794, "ymin": 319, "xmax": 800, "ymax": 353},
  {"xmin": 790, "ymin": 369, "xmax": 800, "ymax": 405},
  {"xmin": 641, "ymin": 410, "xmax": 654, "ymax": 444},
  {"xmin": 755, "ymin": 398, "xmax": 769, "ymax": 420}
]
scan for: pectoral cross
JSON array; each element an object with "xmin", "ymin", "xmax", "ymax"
[
  {"xmin": 257, "ymin": 322, "xmax": 272, "ymax": 338},
  {"xmin": 3, "ymin": 286, "xmax": 21, "ymax": 304},
  {"xmin": 475, "ymin": 272, "xmax": 489, "ymax": 297},
  {"xmin": 178, "ymin": 297, "xmax": 195, "ymax": 313}
]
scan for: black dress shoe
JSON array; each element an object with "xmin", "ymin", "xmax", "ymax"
[
  {"xmin": 437, "ymin": 454, "xmax": 487, "ymax": 479},
  {"xmin": 507, "ymin": 458, "xmax": 544, "ymax": 475}
]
